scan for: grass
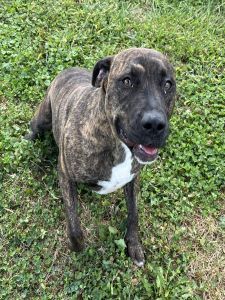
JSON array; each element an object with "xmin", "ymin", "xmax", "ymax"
[
  {"xmin": 181, "ymin": 208, "xmax": 225, "ymax": 299},
  {"xmin": 0, "ymin": 0, "xmax": 225, "ymax": 299}
]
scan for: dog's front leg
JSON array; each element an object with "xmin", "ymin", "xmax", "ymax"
[
  {"xmin": 124, "ymin": 177, "xmax": 145, "ymax": 267},
  {"xmin": 58, "ymin": 168, "xmax": 84, "ymax": 252}
]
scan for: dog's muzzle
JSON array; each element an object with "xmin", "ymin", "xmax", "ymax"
[{"xmin": 115, "ymin": 111, "xmax": 168, "ymax": 164}]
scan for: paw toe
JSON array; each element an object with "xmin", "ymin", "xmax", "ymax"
[
  {"xmin": 68, "ymin": 233, "xmax": 85, "ymax": 252},
  {"xmin": 127, "ymin": 241, "xmax": 145, "ymax": 267}
]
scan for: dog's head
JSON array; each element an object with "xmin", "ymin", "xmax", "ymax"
[{"xmin": 92, "ymin": 48, "xmax": 176, "ymax": 164}]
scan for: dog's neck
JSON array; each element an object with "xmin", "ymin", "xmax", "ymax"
[{"xmin": 92, "ymin": 88, "xmax": 119, "ymax": 148}]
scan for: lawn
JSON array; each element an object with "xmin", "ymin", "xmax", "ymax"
[{"xmin": 0, "ymin": 0, "xmax": 225, "ymax": 299}]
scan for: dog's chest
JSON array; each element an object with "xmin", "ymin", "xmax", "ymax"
[{"xmin": 96, "ymin": 143, "xmax": 134, "ymax": 194}]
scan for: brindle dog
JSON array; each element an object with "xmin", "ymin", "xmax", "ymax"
[{"xmin": 26, "ymin": 48, "xmax": 176, "ymax": 267}]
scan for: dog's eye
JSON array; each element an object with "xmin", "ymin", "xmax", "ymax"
[
  {"xmin": 164, "ymin": 80, "xmax": 172, "ymax": 93},
  {"xmin": 122, "ymin": 77, "xmax": 133, "ymax": 87}
]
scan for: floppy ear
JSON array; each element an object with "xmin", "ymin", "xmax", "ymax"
[{"xmin": 92, "ymin": 56, "xmax": 114, "ymax": 88}]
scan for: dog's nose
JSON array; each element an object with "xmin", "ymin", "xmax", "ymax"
[{"xmin": 141, "ymin": 111, "xmax": 166, "ymax": 133}]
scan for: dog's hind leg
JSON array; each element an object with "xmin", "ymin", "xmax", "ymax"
[{"xmin": 25, "ymin": 94, "xmax": 52, "ymax": 141}]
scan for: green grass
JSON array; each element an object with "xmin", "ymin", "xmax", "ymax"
[{"xmin": 1, "ymin": 0, "xmax": 225, "ymax": 299}]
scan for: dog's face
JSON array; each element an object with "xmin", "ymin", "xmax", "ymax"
[{"xmin": 92, "ymin": 48, "xmax": 176, "ymax": 164}]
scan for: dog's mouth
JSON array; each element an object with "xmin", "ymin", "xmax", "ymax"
[{"xmin": 116, "ymin": 124, "xmax": 159, "ymax": 164}]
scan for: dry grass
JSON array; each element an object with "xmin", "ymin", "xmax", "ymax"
[{"xmin": 181, "ymin": 202, "xmax": 225, "ymax": 300}]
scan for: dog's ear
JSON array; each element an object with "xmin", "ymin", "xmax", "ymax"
[{"xmin": 92, "ymin": 56, "xmax": 114, "ymax": 88}]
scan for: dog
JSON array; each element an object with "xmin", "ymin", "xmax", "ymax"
[{"xmin": 25, "ymin": 48, "xmax": 176, "ymax": 267}]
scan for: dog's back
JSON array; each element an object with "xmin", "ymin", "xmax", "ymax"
[{"xmin": 47, "ymin": 68, "xmax": 94, "ymax": 145}]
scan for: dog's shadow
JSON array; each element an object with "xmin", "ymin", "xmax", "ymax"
[
  {"xmin": 26, "ymin": 132, "xmax": 61, "ymax": 203},
  {"xmin": 32, "ymin": 132, "xmax": 58, "ymax": 172}
]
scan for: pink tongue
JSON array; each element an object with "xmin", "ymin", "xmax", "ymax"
[{"xmin": 141, "ymin": 145, "xmax": 158, "ymax": 155}]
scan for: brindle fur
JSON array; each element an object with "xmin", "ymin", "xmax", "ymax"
[{"xmin": 26, "ymin": 48, "xmax": 176, "ymax": 266}]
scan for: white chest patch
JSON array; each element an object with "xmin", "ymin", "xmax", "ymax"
[{"xmin": 96, "ymin": 143, "xmax": 134, "ymax": 195}]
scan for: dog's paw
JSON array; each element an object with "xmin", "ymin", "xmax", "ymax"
[
  {"xmin": 68, "ymin": 231, "xmax": 85, "ymax": 252},
  {"xmin": 24, "ymin": 131, "xmax": 37, "ymax": 141},
  {"xmin": 127, "ymin": 240, "xmax": 145, "ymax": 267}
]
